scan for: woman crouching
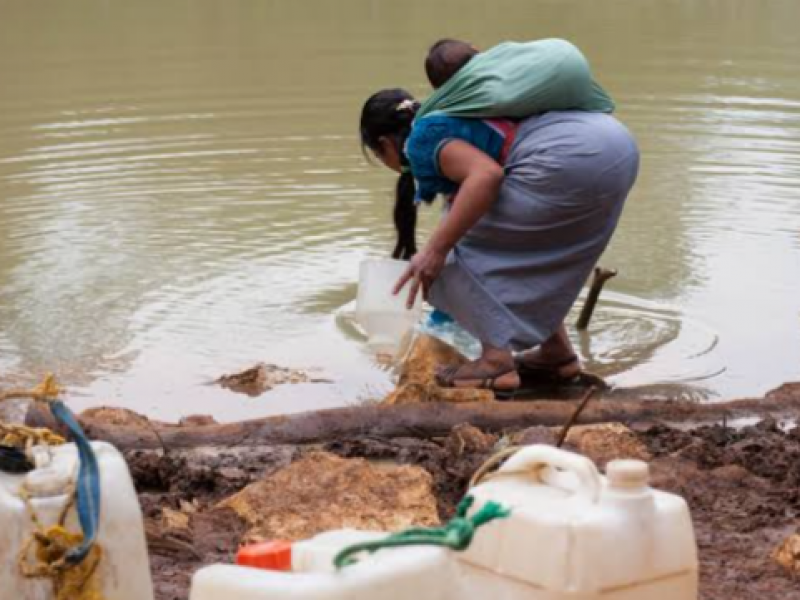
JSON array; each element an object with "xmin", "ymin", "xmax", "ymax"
[{"xmin": 360, "ymin": 89, "xmax": 639, "ymax": 396}]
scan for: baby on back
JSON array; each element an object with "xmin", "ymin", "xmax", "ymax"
[
  {"xmin": 425, "ymin": 39, "xmax": 479, "ymax": 89},
  {"xmin": 419, "ymin": 37, "xmax": 615, "ymax": 119}
]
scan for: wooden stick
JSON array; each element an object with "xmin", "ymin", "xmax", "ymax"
[
  {"xmin": 556, "ymin": 387, "xmax": 598, "ymax": 447},
  {"xmin": 577, "ymin": 267, "xmax": 618, "ymax": 331}
]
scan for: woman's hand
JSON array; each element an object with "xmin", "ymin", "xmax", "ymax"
[{"xmin": 393, "ymin": 246, "xmax": 448, "ymax": 308}]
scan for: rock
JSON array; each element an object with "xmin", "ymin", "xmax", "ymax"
[
  {"xmin": 512, "ymin": 426, "xmax": 559, "ymax": 447},
  {"xmin": 80, "ymin": 406, "xmax": 161, "ymax": 428},
  {"xmin": 179, "ymin": 415, "xmax": 218, "ymax": 427},
  {"xmin": 216, "ymin": 363, "xmax": 330, "ymax": 397},
  {"xmin": 383, "ymin": 335, "xmax": 495, "ymax": 404},
  {"xmin": 219, "ymin": 452, "xmax": 440, "ymax": 542},
  {"xmin": 471, "ymin": 424, "xmax": 648, "ymax": 483},
  {"xmin": 774, "ymin": 532, "xmax": 800, "ymax": 573},
  {"xmin": 765, "ymin": 382, "xmax": 800, "ymax": 403},
  {"xmin": 443, "ymin": 424, "xmax": 498, "ymax": 457},
  {"xmin": 162, "ymin": 507, "xmax": 191, "ymax": 531},
  {"xmin": 145, "ymin": 518, "xmax": 199, "ymax": 559},
  {"xmin": 562, "ymin": 423, "xmax": 652, "ymax": 468}
]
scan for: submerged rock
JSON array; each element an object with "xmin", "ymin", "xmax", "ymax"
[
  {"xmin": 215, "ymin": 363, "xmax": 330, "ymax": 397},
  {"xmin": 383, "ymin": 334, "xmax": 495, "ymax": 404}
]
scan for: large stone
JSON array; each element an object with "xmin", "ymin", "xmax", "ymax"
[
  {"xmin": 563, "ymin": 423, "xmax": 652, "ymax": 467},
  {"xmin": 383, "ymin": 334, "xmax": 495, "ymax": 405},
  {"xmin": 219, "ymin": 451, "xmax": 440, "ymax": 542},
  {"xmin": 510, "ymin": 423, "xmax": 651, "ymax": 468}
]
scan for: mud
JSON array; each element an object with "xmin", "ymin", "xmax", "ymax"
[
  {"xmin": 639, "ymin": 420, "xmax": 800, "ymax": 599},
  {"xmin": 127, "ymin": 413, "xmax": 800, "ymax": 600}
]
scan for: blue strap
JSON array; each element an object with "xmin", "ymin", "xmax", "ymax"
[{"xmin": 50, "ymin": 400, "xmax": 101, "ymax": 565}]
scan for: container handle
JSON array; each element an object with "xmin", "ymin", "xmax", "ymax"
[{"xmin": 496, "ymin": 445, "xmax": 602, "ymax": 504}]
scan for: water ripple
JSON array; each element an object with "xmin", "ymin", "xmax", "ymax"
[{"xmin": 1, "ymin": 0, "xmax": 799, "ymax": 418}]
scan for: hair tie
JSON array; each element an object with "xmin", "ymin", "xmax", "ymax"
[{"xmin": 396, "ymin": 99, "xmax": 419, "ymax": 113}]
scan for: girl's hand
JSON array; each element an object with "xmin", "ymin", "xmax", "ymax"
[{"xmin": 393, "ymin": 246, "xmax": 448, "ymax": 308}]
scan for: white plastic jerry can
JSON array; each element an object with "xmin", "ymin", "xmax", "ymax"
[
  {"xmin": 191, "ymin": 543, "xmax": 456, "ymax": 600},
  {"xmin": 462, "ymin": 445, "xmax": 698, "ymax": 599},
  {"xmin": 0, "ymin": 441, "xmax": 154, "ymax": 600}
]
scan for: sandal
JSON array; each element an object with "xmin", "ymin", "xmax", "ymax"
[
  {"xmin": 515, "ymin": 354, "xmax": 610, "ymax": 394},
  {"xmin": 515, "ymin": 354, "xmax": 581, "ymax": 385},
  {"xmin": 435, "ymin": 364, "xmax": 520, "ymax": 400}
]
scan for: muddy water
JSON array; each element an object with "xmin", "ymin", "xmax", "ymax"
[{"xmin": 1, "ymin": 0, "xmax": 799, "ymax": 421}]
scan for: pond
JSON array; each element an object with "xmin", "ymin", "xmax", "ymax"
[{"xmin": 1, "ymin": 0, "xmax": 799, "ymax": 421}]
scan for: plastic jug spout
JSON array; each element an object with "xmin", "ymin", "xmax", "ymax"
[{"xmin": 607, "ymin": 460, "xmax": 650, "ymax": 491}]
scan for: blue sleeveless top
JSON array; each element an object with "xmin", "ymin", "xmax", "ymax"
[{"xmin": 405, "ymin": 115, "xmax": 507, "ymax": 203}]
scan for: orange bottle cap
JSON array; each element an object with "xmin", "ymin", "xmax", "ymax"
[{"xmin": 236, "ymin": 540, "xmax": 293, "ymax": 571}]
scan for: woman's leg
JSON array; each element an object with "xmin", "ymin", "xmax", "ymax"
[
  {"xmin": 517, "ymin": 323, "xmax": 581, "ymax": 377},
  {"xmin": 437, "ymin": 343, "xmax": 520, "ymax": 390}
]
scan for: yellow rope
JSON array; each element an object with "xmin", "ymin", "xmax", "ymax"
[
  {"xmin": 0, "ymin": 374, "xmax": 67, "ymax": 449},
  {"xmin": 0, "ymin": 373, "xmax": 62, "ymax": 404},
  {"xmin": 0, "ymin": 423, "xmax": 66, "ymax": 449},
  {"xmin": 17, "ymin": 477, "xmax": 105, "ymax": 600}
]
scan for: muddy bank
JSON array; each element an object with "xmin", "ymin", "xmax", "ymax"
[
  {"xmin": 125, "ymin": 406, "xmax": 800, "ymax": 600},
  {"xmin": 640, "ymin": 421, "xmax": 800, "ymax": 599}
]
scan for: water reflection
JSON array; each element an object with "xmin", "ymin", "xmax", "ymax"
[{"xmin": 0, "ymin": 0, "xmax": 799, "ymax": 420}]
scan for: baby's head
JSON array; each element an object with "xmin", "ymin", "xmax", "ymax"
[{"xmin": 425, "ymin": 39, "xmax": 479, "ymax": 89}]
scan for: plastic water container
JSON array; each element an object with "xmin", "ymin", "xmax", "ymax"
[
  {"xmin": 292, "ymin": 530, "xmax": 388, "ymax": 573},
  {"xmin": 189, "ymin": 446, "xmax": 698, "ymax": 600},
  {"xmin": 0, "ymin": 441, "xmax": 154, "ymax": 600},
  {"xmin": 355, "ymin": 259, "xmax": 422, "ymax": 355},
  {"xmin": 191, "ymin": 544, "xmax": 456, "ymax": 600},
  {"xmin": 462, "ymin": 445, "xmax": 698, "ymax": 599}
]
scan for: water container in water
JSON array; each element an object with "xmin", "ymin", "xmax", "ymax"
[
  {"xmin": 189, "ymin": 446, "xmax": 697, "ymax": 600},
  {"xmin": 355, "ymin": 259, "xmax": 422, "ymax": 355},
  {"xmin": 0, "ymin": 441, "xmax": 154, "ymax": 600}
]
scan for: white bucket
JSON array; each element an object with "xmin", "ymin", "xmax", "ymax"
[
  {"xmin": 0, "ymin": 441, "xmax": 154, "ymax": 600},
  {"xmin": 355, "ymin": 259, "xmax": 422, "ymax": 355}
]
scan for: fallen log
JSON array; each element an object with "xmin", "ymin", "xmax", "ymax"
[{"xmin": 25, "ymin": 387, "xmax": 800, "ymax": 451}]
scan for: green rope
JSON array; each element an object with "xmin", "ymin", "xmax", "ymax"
[{"xmin": 333, "ymin": 495, "xmax": 510, "ymax": 569}]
